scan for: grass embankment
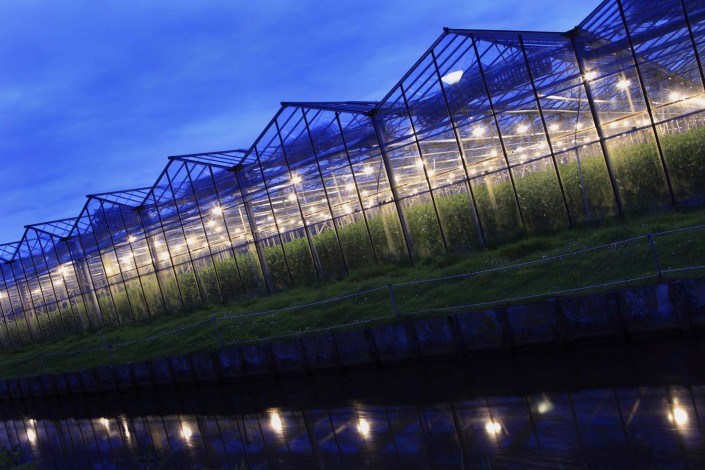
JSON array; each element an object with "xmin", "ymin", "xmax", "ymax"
[{"xmin": 2, "ymin": 205, "xmax": 705, "ymax": 379}]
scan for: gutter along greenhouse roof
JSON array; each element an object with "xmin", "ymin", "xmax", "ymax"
[{"xmin": 3, "ymin": 0, "xmax": 705, "ymax": 347}]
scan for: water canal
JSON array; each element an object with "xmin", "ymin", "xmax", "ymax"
[{"xmin": 2, "ymin": 338, "xmax": 705, "ymax": 468}]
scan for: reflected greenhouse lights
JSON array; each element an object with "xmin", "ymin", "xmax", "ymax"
[
  {"xmin": 357, "ymin": 418, "xmax": 370, "ymax": 437},
  {"xmin": 440, "ymin": 70, "xmax": 464, "ymax": 85},
  {"xmin": 583, "ymin": 70, "xmax": 598, "ymax": 81},
  {"xmin": 517, "ymin": 124, "xmax": 529, "ymax": 134},
  {"xmin": 181, "ymin": 425, "xmax": 193, "ymax": 440},
  {"xmin": 270, "ymin": 411, "xmax": 283, "ymax": 433},
  {"xmin": 292, "ymin": 175, "xmax": 302, "ymax": 185},
  {"xmin": 669, "ymin": 92, "xmax": 683, "ymax": 102},
  {"xmin": 485, "ymin": 420, "xmax": 502, "ymax": 434},
  {"xmin": 26, "ymin": 429, "xmax": 36, "ymax": 443},
  {"xmin": 120, "ymin": 417, "xmax": 131, "ymax": 439},
  {"xmin": 669, "ymin": 405, "xmax": 688, "ymax": 427},
  {"xmin": 537, "ymin": 399, "xmax": 554, "ymax": 414},
  {"xmin": 211, "ymin": 206, "xmax": 223, "ymax": 216},
  {"xmin": 99, "ymin": 417, "xmax": 110, "ymax": 430},
  {"xmin": 472, "ymin": 126, "xmax": 487, "ymax": 137}
]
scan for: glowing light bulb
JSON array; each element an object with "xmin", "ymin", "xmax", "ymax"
[
  {"xmin": 583, "ymin": 70, "xmax": 598, "ymax": 81},
  {"xmin": 485, "ymin": 420, "xmax": 502, "ymax": 434},
  {"xmin": 345, "ymin": 183, "xmax": 355, "ymax": 192},
  {"xmin": 99, "ymin": 418, "xmax": 110, "ymax": 429},
  {"xmin": 292, "ymin": 175, "xmax": 302, "ymax": 185},
  {"xmin": 669, "ymin": 92, "xmax": 682, "ymax": 101},
  {"xmin": 549, "ymin": 123, "xmax": 560, "ymax": 132},
  {"xmin": 363, "ymin": 166, "xmax": 373, "ymax": 176},
  {"xmin": 441, "ymin": 70, "xmax": 464, "ymax": 85},
  {"xmin": 211, "ymin": 206, "xmax": 223, "ymax": 216},
  {"xmin": 181, "ymin": 426, "xmax": 192, "ymax": 439},
  {"xmin": 517, "ymin": 124, "xmax": 529, "ymax": 134},
  {"xmin": 26, "ymin": 429, "xmax": 36, "ymax": 443},
  {"xmin": 270, "ymin": 411, "xmax": 283, "ymax": 433},
  {"xmin": 616, "ymin": 79, "xmax": 631, "ymax": 90},
  {"xmin": 472, "ymin": 126, "xmax": 487, "ymax": 137}
]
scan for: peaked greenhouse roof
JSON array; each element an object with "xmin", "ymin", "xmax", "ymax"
[{"xmin": 3, "ymin": 0, "xmax": 705, "ymax": 347}]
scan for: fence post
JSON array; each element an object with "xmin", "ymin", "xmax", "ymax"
[
  {"xmin": 211, "ymin": 316, "xmax": 223, "ymax": 347},
  {"xmin": 647, "ymin": 233, "xmax": 663, "ymax": 281},
  {"xmin": 387, "ymin": 282, "xmax": 400, "ymax": 317},
  {"xmin": 97, "ymin": 328, "xmax": 113, "ymax": 357}
]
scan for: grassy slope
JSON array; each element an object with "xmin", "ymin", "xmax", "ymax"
[{"xmin": 2, "ymin": 205, "xmax": 705, "ymax": 378}]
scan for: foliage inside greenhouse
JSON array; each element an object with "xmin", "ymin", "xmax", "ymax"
[{"xmin": 2, "ymin": 0, "xmax": 705, "ymax": 347}]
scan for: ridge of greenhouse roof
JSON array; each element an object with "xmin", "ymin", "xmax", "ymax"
[
  {"xmin": 444, "ymin": 28, "xmax": 566, "ymax": 38},
  {"xmin": 87, "ymin": 187, "xmax": 154, "ymax": 209},
  {"xmin": 25, "ymin": 217, "xmax": 81, "ymax": 239},
  {"xmin": 168, "ymin": 149, "xmax": 253, "ymax": 170},
  {"xmin": 280, "ymin": 101, "xmax": 379, "ymax": 115}
]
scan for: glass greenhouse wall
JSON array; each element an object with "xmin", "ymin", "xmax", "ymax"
[{"xmin": 2, "ymin": 0, "xmax": 705, "ymax": 346}]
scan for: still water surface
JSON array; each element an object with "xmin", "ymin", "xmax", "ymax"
[{"xmin": 2, "ymin": 339, "xmax": 705, "ymax": 468}]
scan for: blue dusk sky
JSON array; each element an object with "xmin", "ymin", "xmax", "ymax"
[{"xmin": 0, "ymin": 0, "xmax": 597, "ymax": 243}]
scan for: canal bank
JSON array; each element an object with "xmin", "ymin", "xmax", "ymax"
[{"xmin": 2, "ymin": 277, "xmax": 705, "ymax": 401}]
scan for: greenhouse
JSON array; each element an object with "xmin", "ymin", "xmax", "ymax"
[{"xmin": 2, "ymin": 0, "xmax": 705, "ymax": 346}]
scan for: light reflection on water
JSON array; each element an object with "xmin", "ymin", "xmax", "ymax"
[{"xmin": 2, "ymin": 341, "xmax": 705, "ymax": 468}]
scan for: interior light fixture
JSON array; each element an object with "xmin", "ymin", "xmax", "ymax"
[
  {"xmin": 211, "ymin": 206, "xmax": 223, "ymax": 216},
  {"xmin": 441, "ymin": 70, "xmax": 464, "ymax": 85},
  {"xmin": 292, "ymin": 175, "xmax": 302, "ymax": 185},
  {"xmin": 616, "ymin": 79, "xmax": 631, "ymax": 90},
  {"xmin": 517, "ymin": 124, "xmax": 529, "ymax": 134},
  {"xmin": 472, "ymin": 126, "xmax": 487, "ymax": 137},
  {"xmin": 583, "ymin": 70, "xmax": 598, "ymax": 81}
]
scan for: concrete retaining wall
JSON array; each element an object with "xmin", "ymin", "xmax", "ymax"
[{"xmin": 2, "ymin": 278, "xmax": 704, "ymax": 401}]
